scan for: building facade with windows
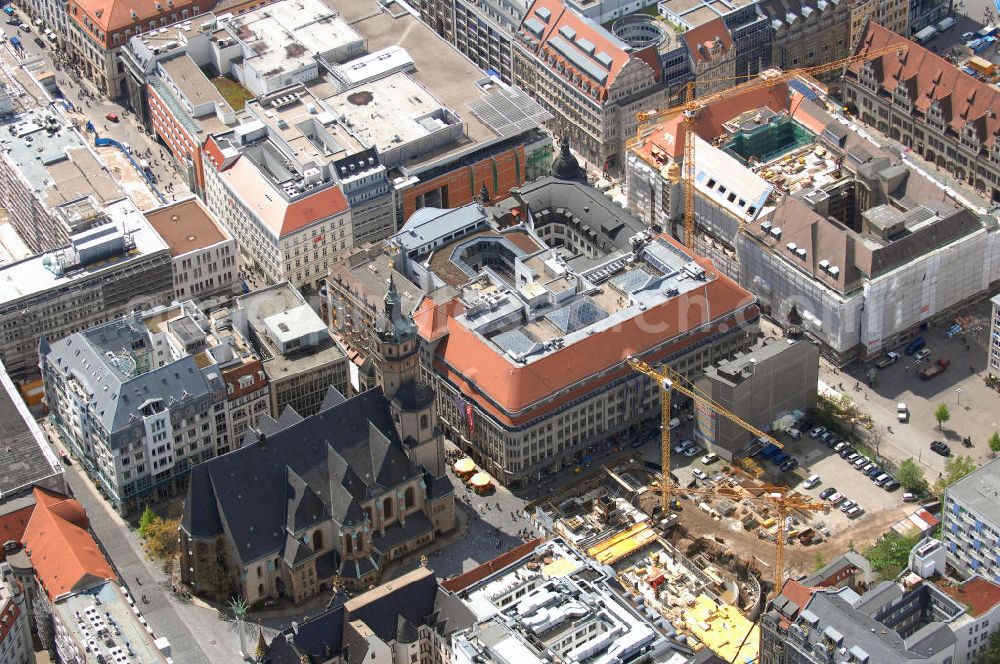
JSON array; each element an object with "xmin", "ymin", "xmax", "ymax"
[
  {"xmin": 844, "ymin": 22, "xmax": 1000, "ymax": 203},
  {"xmin": 990, "ymin": 293, "xmax": 1000, "ymax": 376},
  {"xmin": 513, "ymin": 0, "xmax": 669, "ymax": 173},
  {"xmin": 234, "ymin": 283, "xmax": 348, "ymax": 418},
  {"xmin": 143, "ymin": 197, "xmax": 241, "ymax": 305},
  {"xmin": 41, "ymin": 300, "xmax": 269, "ymax": 516},
  {"xmin": 0, "ymin": 199, "xmax": 173, "ymax": 381},
  {"xmin": 64, "ymin": 0, "xmax": 214, "ymax": 99},
  {"xmin": 943, "ymin": 458, "xmax": 1000, "ymax": 582},
  {"xmin": 0, "ymin": 571, "xmax": 30, "ymax": 664}
]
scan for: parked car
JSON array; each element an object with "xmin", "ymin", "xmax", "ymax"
[
  {"xmin": 867, "ymin": 466, "xmax": 884, "ymax": 478},
  {"xmin": 105, "ymin": 112, "xmax": 119, "ymax": 122},
  {"xmin": 852, "ymin": 457, "xmax": 869, "ymax": 469},
  {"xmin": 846, "ymin": 506, "xmax": 865, "ymax": 518},
  {"xmin": 875, "ymin": 351, "xmax": 900, "ymax": 368},
  {"xmin": 915, "ymin": 348, "xmax": 932, "ymax": 362},
  {"xmin": 683, "ymin": 445, "xmax": 701, "ymax": 458},
  {"xmin": 876, "ymin": 475, "xmax": 895, "ymax": 487},
  {"xmin": 33, "ymin": 35, "xmax": 44, "ymax": 48},
  {"xmin": 839, "ymin": 447, "xmax": 856, "ymax": 459},
  {"xmin": 780, "ymin": 458, "xmax": 800, "ymax": 472},
  {"xmin": 674, "ymin": 440, "xmax": 693, "ymax": 454},
  {"xmin": 828, "ymin": 493, "xmax": 846, "ymax": 506},
  {"xmin": 873, "ymin": 473, "xmax": 890, "ymax": 484},
  {"xmin": 919, "ymin": 358, "xmax": 950, "ymax": 380},
  {"xmin": 819, "ymin": 487, "xmax": 837, "ymax": 500},
  {"xmin": 930, "ymin": 440, "xmax": 951, "ymax": 456},
  {"xmin": 799, "ymin": 419, "xmax": 815, "ymax": 432},
  {"xmin": 905, "ymin": 337, "xmax": 926, "ymax": 355},
  {"xmin": 809, "ymin": 426, "xmax": 827, "ymax": 439},
  {"xmin": 897, "ymin": 403, "xmax": 909, "ymax": 423},
  {"xmin": 702, "ymin": 453, "xmax": 719, "ymax": 465},
  {"xmin": 804, "ymin": 474, "xmax": 821, "ymax": 489},
  {"xmin": 786, "ymin": 428, "xmax": 802, "ymax": 440},
  {"xmin": 861, "ymin": 462, "xmax": 876, "ymax": 474},
  {"xmin": 691, "ymin": 468, "xmax": 708, "ymax": 481},
  {"xmin": 883, "ymin": 480, "xmax": 900, "ymax": 491},
  {"xmin": 833, "ymin": 441, "xmax": 849, "ymax": 452},
  {"xmin": 840, "ymin": 500, "xmax": 857, "ymax": 512},
  {"xmin": 902, "ymin": 492, "xmax": 920, "ymax": 502},
  {"xmin": 820, "ymin": 431, "xmax": 835, "ymax": 444},
  {"xmin": 826, "ymin": 437, "xmax": 841, "ymax": 449},
  {"xmin": 845, "ymin": 452, "xmax": 860, "ymax": 463},
  {"xmin": 963, "ymin": 30, "xmax": 976, "ymax": 41}
]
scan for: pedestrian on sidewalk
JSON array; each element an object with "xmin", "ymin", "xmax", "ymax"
[{"xmin": 135, "ymin": 576, "xmax": 141, "ymax": 586}]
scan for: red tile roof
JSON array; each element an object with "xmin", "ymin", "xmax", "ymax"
[
  {"xmin": 441, "ymin": 538, "xmax": 544, "ymax": 592},
  {"xmin": 518, "ymin": 0, "xmax": 635, "ymax": 100},
  {"xmin": 70, "ymin": 0, "xmax": 212, "ymax": 46},
  {"xmin": 935, "ymin": 576, "xmax": 1000, "ymax": 617},
  {"xmin": 21, "ymin": 488, "xmax": 115, "ymax": 600},
  {"xmin": 851, "ymin": 22, "xmax": 1000, "ymax": 147},
  {"xmin": 634, "ymin": 82, "xmax": 794, "ymax": 161},
  {"xmin": 0, "ymin": 505, "xmax": 34, "ymax": 560},
  {"xmin": 682, "ymin": 18, "xmax": 735, "ymax": 65},
  {"xmin": 779, "ymin": 579, "xmax": 816, "ymax": 615},
  {"xmin": 417, "ymin": 234, "xmax": 758, "ymax": 427}
]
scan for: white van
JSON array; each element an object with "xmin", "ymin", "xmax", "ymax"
[
  {"xmin": 804, "ymin": 474, "xmax": 821, "ymax": 489},
  {"xmin": 669, "ymin": 417, "xmax": 681, "ymax": 430},
  {"xmin": 897, "ymin": 403, "xmax": 909, "ymax": 423}
]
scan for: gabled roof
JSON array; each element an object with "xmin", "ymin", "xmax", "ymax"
[
  {"xmin": 518, "ymin": 0, "xmax": 635, "ymax": 99},
  {"xmin": 182, "ymin": 388, "xmax": 422, "ymax": 566},
  {"xmin": 682, "ymin": 17, "xmax": 735, "ymax": 65},
  {"xmin": 71, "ymin": 0, "xmax": 208, "ymax": 39},
  {"xmin": 850, "ymin": 22, "xmax": 1000, "ymax": 147},
  {"xmin": 21, "ymin": 488, "xmax": 115, "ymax": 600}
]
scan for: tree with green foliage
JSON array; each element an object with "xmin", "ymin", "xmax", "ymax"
[
  {"xmin": 934, "ymin": 403, "xmax": 950, "ymax": 431},
  {"xmin": 138, "ymin": 505, "xmax": 156, "ymax": 539},
  {"xmin": 897, "ymin": 459, "xmax": 929, "ymax": 495},
  {"xmin": 978, "ymin": 630, "xmax": 1000, "ymax": 664},
  {"xmin": 935, "ymin": 455, "xmax": 978, "ymax": 498},
  {"xmin": 144, "ymin": 516, "xmax": 180, "ymax": 561},
  {"xmin": 864, "ymin": 531, "xmax": 922, "ymax": 581},
  {"xmin": 989, "ymin": 431, "xmax": 1000, "ymax": 457}
]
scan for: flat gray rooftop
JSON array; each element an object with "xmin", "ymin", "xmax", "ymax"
[
  {"xmin": 0, "ymin": 363, "xmax": 61, "ymax": 500},
  {"xmin": 947, "ymin": 457, "xmax": 1000, "ymax": 522}
]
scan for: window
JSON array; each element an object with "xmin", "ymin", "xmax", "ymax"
[
  {"xmin": 383, "ymin": 496, "xmax": 393, "ymax": 519},
  {"xmin": 405, "ymin": 486, "xmax": 415, "ymax": 509},
  {"xmin": 312, "ymin": 530, "xmax": 323, "ymax": 551}
]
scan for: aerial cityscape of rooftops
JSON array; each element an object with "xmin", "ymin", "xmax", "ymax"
[{"xmin": 5, "ymin": 0, "xmax": 1000, "ymax": 661}]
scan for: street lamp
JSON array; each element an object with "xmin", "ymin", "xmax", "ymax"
[{"xmin": 956, "ymin": 388, "xmax": 963, "ymax": 406}]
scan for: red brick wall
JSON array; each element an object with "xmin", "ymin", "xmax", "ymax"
[{"xmin": 148, "ymin": 85, "xmax": 204, "ymax": 189}]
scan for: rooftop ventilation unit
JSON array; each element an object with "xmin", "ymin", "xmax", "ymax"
[
  {"xmin": 760, "ymin": 220, "xmax": 772, "ymax": 232},
  {"xmin": 818, "ymin": 259, "xmax": 830, "ymax": 270},
  {"xmin": 795, "ymin": 247, "xmax": 807, "ymax": 259},
  {"xmin": 828, "ymin": 266, "xmax": 840, "ymax": 277},
  {"xmin": 786, "ymin": 242, "xmax": 797, "ymax": 252},
  {"xmin": 770, "ymin": 227, "xmax": 782, "ymax": 239}
]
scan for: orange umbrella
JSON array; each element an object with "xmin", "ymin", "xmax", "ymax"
[
  {"xmin": 470, "ymin": 472, "xmax": 492, "ymax": 488},
  {"xmin": 454, "ymin": 458, "xmax": 476, "ymax": 474}
]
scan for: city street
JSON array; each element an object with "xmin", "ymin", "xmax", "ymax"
[
  {"xmin": 0, "ymin": 15, "xmax": 190, "ymax": 202},
  {"xmin": 40, "ymin": 420, "xmax": 247, "ymax": 664}
]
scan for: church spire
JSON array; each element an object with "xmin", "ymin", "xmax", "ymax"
[{"xmin": 374, "ymin": 274, "xmax": 416, "ymax": 344}]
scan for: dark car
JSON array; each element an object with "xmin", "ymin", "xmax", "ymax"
[
  {"xmin": 819, "ymin": 487, "xmax": 837, "ymax": 500},
  {"xmin": 33, "ymin": 36, "xmax": 44, "ymax": 48},
  {"xmin": 838, "ymin": 446, "xmax": 856, "ymax": 459},
  {"xmin": 867, "ymin": 466, "xmax": 884, "ymax": 478},
  {"xmin": 799, "ymin": 418, "xmax": 815, "ymax": 432},
  {"xmin": 883, "ymin": 480, "xmax": 901, "ymax": 491},
  {"xmin": 826, "ymin": 437, "xmax": 841, "ymax": 449},
  {"xmin": 780, "ymin": 459, "xmax": 800, "ymax": 472},
  {"xmin": 820, "ymin": 431, "xmax": 834, "ymax": 444},
  {"xmin": 6, "ymin": 17, "xmax": 18, "ymax": 25},
  {"xmin": 931, "ymin": 441, "xmax": 951, "ymax": 456}
]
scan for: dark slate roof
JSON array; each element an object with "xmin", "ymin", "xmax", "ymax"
[
  {"xmin": 264, "ymin": 569, "xmax": 475, "ymax": 663},
  {"xmin": 181, "ymin": 387, "xmax": 422, "ymax": 566},
  {"xmin": 0, "ymin": 366, "xmax": 62, "ymax": 499}
]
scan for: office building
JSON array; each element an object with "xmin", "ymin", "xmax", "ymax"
[
  {"xmin": 849, "ymin": 0, "xmax": 909, "ymax": 48},
  {"xmin": 627, "ymin": 75, "xmax": 1000, "ymax": 364},
  {"xmin": 449, "ymin": 539, "xmax": 669, "ymax": 664},
  {"xmin": 943, "ymin": 458, "xmax": 1000, "ymax": 582},
  {"xmin": 513, "ymin": 0, "xmax": 670, "ymax": 172},
  {"xmin": 143, "ymin": 197, "xmax": 241, "ymax": 304},
  {"xmin": 760, "ymin": 544, "xmax": 1000, "ymax": 664},
  {"xmin": 181, "ymin": 284, "xmax": 453, "ymax": 599},
  {"xmin": 7, "ymin": 487, "xmax": 170, "ymax": 663},
  {"xmin": 233, "ymin": 283, "xmax": 347, "ymax": 418},
  {"xmin": 844, "ymin": 22, "xmax": 1000, "ymax": 204},
  {"xmin": 64, "ymin": 0, "xmax": 214, "ymax": 99},
  {"xmin": 0, "ymin": 109, "xmax": 140, "ymax": 254},
  {"xmin": 261, "ymin": 566, "xmax": 475, "ymax": 662},
  {"xmin": 0, "ymin": 199, "xmax": 173, "ymax": 381},
  {"xmin": 41, "ymin": 300, "xmax": 269, "ymax": 516},
  {"xmin": 332, "ymin": 159, "xmax": 758, "ymax": 486},
  {"xmin": 695, "ymin": 339, "xmax": 819, "ymax": 458}
]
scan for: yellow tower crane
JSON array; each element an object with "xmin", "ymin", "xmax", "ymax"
[
  {"xmin": 631, "ymin": 43, "xmax": 909, "ymax": 247},
  {"xmin": 626, "ymin": 356, "xmax": 828, "ymax": 596}
]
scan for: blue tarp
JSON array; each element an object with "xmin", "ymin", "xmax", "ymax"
[
  {"xmin": 760, "ymin": 443, "xmax": 781, "ymax": 458},
  {"xmin": 772, "ymin": 452, "xmax": 791, "ymax": 465}
]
